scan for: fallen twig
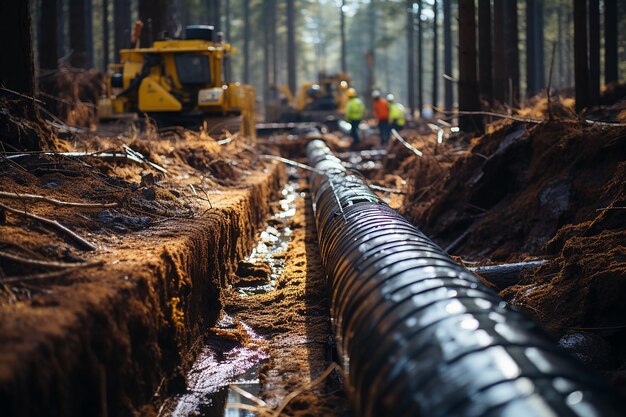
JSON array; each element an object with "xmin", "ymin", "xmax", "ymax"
[
  {"xmin": 391, "ymin": 129, "xmax": 423, "ymax": 157},
  {"xmin": 0, "ymin": 250, "xmax": 90, "ymax": 268},
  {"xmin": 1, "ymin": 261, "xmax": 103, "ymax": 284},
  {"xmin": 369, "ymin": 184, "xmax": 406, "ymax": 195},
  {"xmin": 271, "ymin": 363, "xmax": 339, "ymax": 417},
  {"xmin": 438, "ymin": 109, "xmax": 543, "ymax": 124},
  {"xmin": 0, "ymin": 191, "xmax": 117, "ymax": 208},
  {"xmin": 0, "ymin": 202, "xmax": 97, "ymax": 251},
  {"xmin": 260, "ymin": 155, "xmax": 323, "ymax": 173}
]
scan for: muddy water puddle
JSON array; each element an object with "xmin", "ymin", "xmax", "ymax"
[
  {"xmin": 168, "ymin": 171, "xmax": 303, "ymax": 416},
  {"xmin": 233, "ymin": 175, "xmax": 300, "ymax": 296}
]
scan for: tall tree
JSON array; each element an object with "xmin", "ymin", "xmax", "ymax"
[
  {"xmin": 286, "ymin": 0, "xmax": 296, "ymax": 95},
  {"xmin": 478, "ymin": 0, "xmax": 492, "ymax": 105},
  {"xmin": 493, "ymin": 0, "xmax": 506, "ymax": 104},
  {"xmin": 504, "ymin": 0, "xmax": 519, "ymax": 104},
  {"xmin": 443, "ymin": 0, "xmax": 453, "ymax": 111},
  {"xmin": 588, "ymin": 0, "xmax": 600, "ymax": 104},
  {"xmin": 114, "ymin": 0, "xmax": 131, "ymax": 59},
  {"xmin": 458, "ymin": 0, "xmax": 483, "ymax": 132},
  {"xmin": 408, "ymin": 1, "xmax": 416, "ymax": 116},
  {"xmin": 557, "ymin": 1, "xmax": 564, "ymax": 88},
  {"xmin": 432, "ymin": 0, "xmax": 439, "ymax": 109},
  {"xmin": 207, "ymin": 0, "xmax": 221, "ymax": 31},
  {"xmin": 243, "ymin": 0, "xmax": 250, "ymax": 83},
  {"xmin": 416, "ymin": 0, "xmax": 423, "ymax": 116},
  {"xmin": 341, "ymin": 0, "xmax": 347, "ymax": 73},
  {"xmin": 366, "ymin": 0, "xmax": 376, "ymax": 101},
  {"xmin": 138, "ymin": 0, "xmax": 173, "ymax": 46},
  {"xmin": 526, "ymin": 0, "xmax": 545, "ymax": 97},
  {"xmin": 69, "ymin": 0, "xmax": 89, "ymax": 68},
  {"xmin": 574, "ymin": 0, "xmax": 590, "ymax": 112},
  {"xmin": 39, "ymin": 0, "xmax": 59, "ymax": 70},
  {"xmin": 604, "ymin": 0, "xmax": 618, "ymax": 84},
  {"xmin": 263, "ymin": 0, "xmax": 271, "ymax": 111},
  {"xmin": 103, "ymin": 0, "xmax": 110, "ymax": 69},
  {"xmin": 0, "ymin": 1, "xmax": 48, "ymax": 150}
]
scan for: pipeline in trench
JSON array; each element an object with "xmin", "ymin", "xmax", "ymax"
[{"xmin": 307, "ymin": 139, "xmax": 623, "ymax": 417}]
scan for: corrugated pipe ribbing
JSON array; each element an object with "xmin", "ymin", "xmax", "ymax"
[{"xmin": 306, "ymin": 139, "xmax": 621, "ymax": 417}]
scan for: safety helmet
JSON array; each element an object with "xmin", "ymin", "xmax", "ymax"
[
  {"xmin": 347, "ymin": 88, "xmax": 357, "ymax": 98},
  {"xmin": 372, "ymin": 90, "xmax": 381, "ymax": 99},
  {"xmin": 386, "ymin": 94, "xmax": 395, "ymax": 102}
]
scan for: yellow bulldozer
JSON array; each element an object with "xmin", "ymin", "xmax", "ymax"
[
  {"xmin": 265, "ymin": 72, "xmax": 351, "ymax": 129},
  {"xmin": 98, "ymin": 25, "xmax": 256, "ymax": 137}
]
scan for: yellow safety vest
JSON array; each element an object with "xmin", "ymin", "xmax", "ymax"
[{"xmin": 345, "ymin": 98, "xmax": 365, "ymax": 122}]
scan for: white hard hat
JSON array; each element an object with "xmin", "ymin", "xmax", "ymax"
[
  {"xmin": 372, "ymin": 90, "xmax": 381, "ymax": 99},
  {"xmin": 386, "ymin": 94, "xmax": 395, "ymax": 102}
]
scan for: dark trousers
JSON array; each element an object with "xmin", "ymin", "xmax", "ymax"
[
  {"xmin": 350, "ymin": 120, "xmax": 361, "ymax": 145},
  {"xmin": 378, "ymin": 120, "xmax": 391, "ymax": 145}
]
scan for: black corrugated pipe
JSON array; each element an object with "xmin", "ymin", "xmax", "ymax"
[{"xmin": 306, "ymin": 139, "xmax": 621, "ymax": 417}]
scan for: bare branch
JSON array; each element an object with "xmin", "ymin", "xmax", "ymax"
[
  {"xmin": 0, "ymin": 191, "xmax": 117, "ymax": 208},
  {"xmin": 0, "ymin": 202, "xmax": 97, "ymax": 251}
]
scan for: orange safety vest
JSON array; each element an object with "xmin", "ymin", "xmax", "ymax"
[{"xmin": 373, "ymin": 98, "xmax": 389, "ymax": 121}]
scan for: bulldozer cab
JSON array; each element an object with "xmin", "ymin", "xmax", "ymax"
[{"xmin": 99, "ymin": 25, "xmax": 256, "ymax": 137}]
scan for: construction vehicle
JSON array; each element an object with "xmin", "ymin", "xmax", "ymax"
[
  {"xmin": 264, "ymin": 72, "xmax": 351, "ymax": 129},
  {"xmin": 98, "ymin": 25, "xmax": 256, "ymax": 137}
]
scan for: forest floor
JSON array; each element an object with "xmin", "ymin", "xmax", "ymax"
[
  {"xmin": 1, "ymin": 75, "xmax": 625, "ymax": 417},
  {"xmin": 387, "ymin": 86, "xmax": 626, "ymax": 400}
]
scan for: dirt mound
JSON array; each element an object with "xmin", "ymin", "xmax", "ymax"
[
  {"xmin": 0, "ymin": 123, "xmax": 283, "ymax": 416},
  {"xmin": 38, "ymin": 67, "xmax": 104, "ymax": 128},
  {"xmin": 403, "ymin": 119, "xmax": 626, "ymax": 260},
  {"xmin": 501, "ymin": 161, "xmax": 626, "ymax": 396}
]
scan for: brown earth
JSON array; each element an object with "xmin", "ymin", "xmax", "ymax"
[
  {"xmin": 394, "ymin": 92, "xmax": 626, "ymax": 400},
  {"xmin": 0, "ymin": 126, "xmax": 284, "ymax": 416},
  {"xmin": 227, "ymin": 180, "xmax": 348, "ymax": 416}
]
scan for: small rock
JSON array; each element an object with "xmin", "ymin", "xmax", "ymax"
[{"xmin": 141, "ymin": 187, "xmax": 157, "ymax": 201}]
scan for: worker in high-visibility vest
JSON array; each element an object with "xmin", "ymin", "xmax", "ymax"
[
  {"xmin": 387, "ymin": 94, "xmax": 406, "ymax": 131},
  {"xmin": 372, "ymin": 90, "xmax": 391, "ymax": 145},
  {"xmin": 345, "ymin": 88, "xmax": 365, "ymax": 147}
]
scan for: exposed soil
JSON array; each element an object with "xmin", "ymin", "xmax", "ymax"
[
  {"xmin": 395, "ymin": 90, "xmax": 626, "ymax": 400},
  {"xmin": 221, "ymin": 179, "xmax": 349, "ymax": 416},
  {"xmin": 0, "ymin": 126, "xmax": 284, "ymax": 417}
]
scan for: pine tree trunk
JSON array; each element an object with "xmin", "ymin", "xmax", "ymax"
[
  {"xmin": 504, "ymin": 0, "xmax": 519, "ymax": 105},
  {"xmin": 57, "ymin": 0, "xmax": 66, "ymax": 60},
  {"xmin": 243, "ymin": 0, "xmax": 250, "ymax": 84},
  {"xmin": 85, "ymin": 0, "xmax": 93, "ymax": 67},
  {"xmin": 0, "ymin": 0, "xmax": 49, "ymax": 150},
  {"xmin": 270, "ymin": 0, "xmax": 277, "ymax": 85},
  {"xmin": 478, "ymin": 0, "xmax": 492, "ymax": 105},
  {"xmin": 526, "ymin": 0, "xmax": 537, "ymax": 96},
  {"xmin": 416, "ymin": 0, "xmax": 423, "ymax": 116},
  {"xmin": 557, "ymin": 2, "xmax": 563, "ymax": 88},
  {"xmin": 526, "ymin": 0, "xmax": 546, "ymax": 96},
  {"xmin": 103, "ymin": 0, "xmax": 110, "ymax": 69},
  {"xmin": 604, "ymin": 0, "xmax": 618, "ymax": 84},
  {"xmin": 565, "ymin": 2, "xmax": 572, "ymax": 87},
  {"xmin": 286, "ymin": 0, "xmax": 296, "ymax": 95},
  {"xmin": 263, "ymin": 0, "xmax": 271, "ymax": 114},
  {"xmin": 443, "ymin": 0, "xmax": 452, "ymax": 111},
  {"xmin": 341, "ymin": 0, "xmax": 346, "ymax": 73},
  {"xmin": 39, "ymin": 0, "xmax": 59, "ymax": 70},
  {"xmin": 492, "ymin": 0, "xmax": 506, "ymax": 104},
  {"xmin": 114, "ymin": 0, "xmax": 131, "ymax": 59},
  {"xmin": 588, "ymin": 0, "xmax": 600, "ymax": 104},
  {"xmin": 408, "ymin": 1, "xmax": 416, "ymax": 116},
  {"xmin": 367, "ymin": 0, "xmax": 376, "ymax": 102},
  {"xmin": 458, "ymin": 0, "xmax": 483, "ymax": 132},
  {"xmin": 574, "ymin": 0, "xmax": 590, "ymax": 112},
  {"xmin": 70, "ymin": 0, "xmax": 88, "ymax": 67},
  {"xmin": 432, "ymin": 0, "xmax": 439, "ymax": 109},
  {"xmin": 138, "ymin": 0, "xmax": 172, "ymax": 46}
]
